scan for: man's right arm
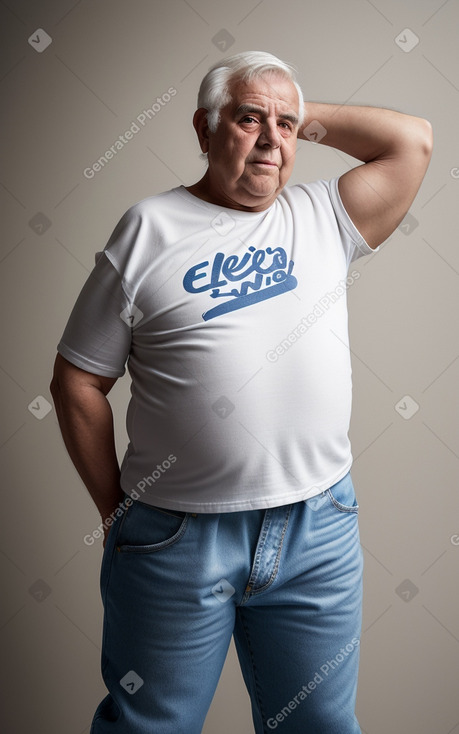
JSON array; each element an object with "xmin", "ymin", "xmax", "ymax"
[{"xmin": 50, "ymin": 354, "xmax": 125, "ymax": 540}]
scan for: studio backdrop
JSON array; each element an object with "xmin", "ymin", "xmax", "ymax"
[{"xmin": 1, "ymin": 1, "xmax": 458, "ymax": 732}]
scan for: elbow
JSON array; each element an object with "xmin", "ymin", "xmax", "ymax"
[
  {"xmin": 418, "ymin": 117, "xmax": 434, "ymax": 159},
  {"xmin": 402, "ymin": 117, "xmax": 433, "ymax": 178}
]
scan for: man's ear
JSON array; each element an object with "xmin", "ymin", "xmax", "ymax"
[{"xmin": 193, "ymin": 108, "xmax": 211, "ymax": 154}]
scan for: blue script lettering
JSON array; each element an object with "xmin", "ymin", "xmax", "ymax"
[
  {"xmin": 183, "ymin": 245, "xmax": 297, "ymax": 321},
  {"xmin": 184, "ymin": 246, "xmax": 289, "ymax": 293}
]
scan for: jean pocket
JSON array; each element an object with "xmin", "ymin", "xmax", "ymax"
[
  {"xmin": 326, "ymin": 474, "xmax": 359, "ymax": 514},
  {"xmin": 116, "ymin": 501, "xmax": 188, "ymax": 553}
]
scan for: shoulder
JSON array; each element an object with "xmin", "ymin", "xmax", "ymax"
[
  {"xmin": 279, "ymin": 178, "xmax": 335, "ymax": 205},
  {"xmin": 101, "ymin": 187, "xmax": 196, "ymax": 281},
  {"xmin": 117, "ymin": 187, "xmax": 183, "ymax": 225},
  {"xmin": 105, "ymin": 187, "xmax": 184, "ymax": 250},
  {"xmin": 275, "ymin": 179, "xmax": 338, "ymax": 222},
  {"xmin": 279, "ymin": 179, "xmax": 372, "ymax": 255}
]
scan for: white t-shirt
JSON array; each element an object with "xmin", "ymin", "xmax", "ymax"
[{"xmin": 58, "ymin": 178, "xmax": 376, "ymax": 512}]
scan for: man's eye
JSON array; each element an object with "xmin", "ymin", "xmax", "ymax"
[{"xmin": 241, "ymin": 116, "xmax": 257, "ymax": 124}]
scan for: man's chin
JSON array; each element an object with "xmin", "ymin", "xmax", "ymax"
[
  {"xmin": 239, "ymin": 176, "xmax": 280, "ymax": 197},
  {"xmin": 232, "ymin": 187, "xmax": 282, "ymax": 211},
  {"xmin": 247, "ymin": 181, "xmax": 283, "ymax": 199}
]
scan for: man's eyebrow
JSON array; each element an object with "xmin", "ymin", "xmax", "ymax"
[{"xmin": 235, "ymin": 104, "xmax": 298, "ymax": 125}]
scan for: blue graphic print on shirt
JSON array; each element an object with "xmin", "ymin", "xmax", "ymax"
[{"xmin": 183, "ymin": 245, "xmax": 297, "ymax": 321}]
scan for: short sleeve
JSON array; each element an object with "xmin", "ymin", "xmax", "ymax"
[
  {"xmin": 57, "ymin": 252, "xmax": 132, "ymax": 378},
  {"xmin": 328, "ymin": 177, "xmax": 379, "ymax": 264}
]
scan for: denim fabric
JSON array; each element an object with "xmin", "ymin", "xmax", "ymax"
[{"xmin": 91, "ymin": 472, "xmax": 363, "ymax": 733}]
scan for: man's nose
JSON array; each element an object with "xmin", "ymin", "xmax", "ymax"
[{"xmin": 257, "ymin": 121, "xmax": 281, "ymax": 148}]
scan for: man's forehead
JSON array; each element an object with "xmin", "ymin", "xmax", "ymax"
[{"xmin": 227, "ymin": 73, "xmax": 299, "ymax": 115}]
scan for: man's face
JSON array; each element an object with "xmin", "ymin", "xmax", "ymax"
[{"xmin": 199, "ymin": 72, "xmax": 300, "ymax": 211}]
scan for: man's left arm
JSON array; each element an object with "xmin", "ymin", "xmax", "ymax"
[{"xmin": 298, "ymin": 103, "xmax": 433, "ymax": 249}]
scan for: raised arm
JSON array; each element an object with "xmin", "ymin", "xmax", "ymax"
[
  {"xmin": 299, "ymin": 103, "xmax": 433, "ymax": 248},
  {"xmin": 50, "ymin": 354, "xmax": 125, "ymax": 543}
]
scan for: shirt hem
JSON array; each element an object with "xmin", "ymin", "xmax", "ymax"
[
  {"xmin": 121, "ymin": 461, "xmax": 353, "ymax": 514},
  {"xmin": 330, "ymin": 177, "xmax": 379, "ymax": 257},
  {"xmin": 57, "ymin": 343, "xmax": 126, "ymax": 378}
]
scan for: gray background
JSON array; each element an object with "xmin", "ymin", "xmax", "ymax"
[{"xmin": 1, "ymin": 0, "xmax": 458, "ymax": 732}]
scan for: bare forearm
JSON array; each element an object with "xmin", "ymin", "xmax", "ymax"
[
  {"xmin": 52, "ymin": 382, "xmax": 124, "ymax": 520},
  {"xmin": 300, "ymin": 102, "xmax": 432, "ymax": 163},
  {"xmin": 299, "ymin": 101, "xmax": 432, "ymax": 247}
]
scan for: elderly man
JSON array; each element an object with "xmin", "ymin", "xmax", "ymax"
[{"xmin": 51, "ymin": 51, "xmax": 432, "ymax": 733}]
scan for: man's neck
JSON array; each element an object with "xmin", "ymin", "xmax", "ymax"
[{"xmin": 185, "ymin": 174, "xmax": 278, "ymax": 212}]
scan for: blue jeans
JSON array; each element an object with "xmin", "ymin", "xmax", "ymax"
[{"xmin": 90, "ymin": 472, "xmax": 363, "ymax": 733}]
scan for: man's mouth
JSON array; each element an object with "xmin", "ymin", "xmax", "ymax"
[{"xmin": 249, "ymin": 160, "xmax": 279, "ymax": 167}]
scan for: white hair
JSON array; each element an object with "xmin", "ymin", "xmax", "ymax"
[{"xmin": 197, "ymin": 50, "xmax": 305, "ymax": 132}]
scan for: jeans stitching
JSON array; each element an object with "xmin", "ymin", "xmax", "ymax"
[
  {"xmin": 117, "ymin": 514, "xmax": 189, "ymax": 553},
  {"xmin": 237, "ymin": 609, "xmax": 269, "ymax": 733},
  {"xmin": 326, "ymin": 489, "xmax": 359, "ymax": 514},
  {"xmin": 250, "ymin": 505, "xmax": 292, "ymax": 596}
]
